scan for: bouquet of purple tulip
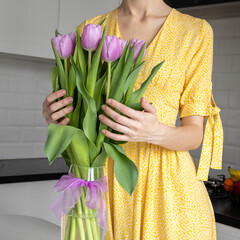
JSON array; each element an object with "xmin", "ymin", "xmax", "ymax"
[{"xmin": 44, "ymin": 19, "xmax": 164, "ymax": 240}]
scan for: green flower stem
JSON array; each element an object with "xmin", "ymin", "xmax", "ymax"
[
  {"xmin": 64, "ymin": 215, "xmax": 71, "ymax": 240},
  {"xmin": 64, "ymin": 58, "xmax": 72, "ymax": 121},
  {"xmin": 124, "ymin": 62, "xmax": 135, "ymax": 104},
  {"xmin": 64, "ymin": 147, "xmax": 88, "ymax": 240},
  {"xmin": 105, "ymin": 61, "xmax": 111, "ymax": 101},
  {"xmin": 75, "ymin": 202, "xmax": 86, "ymax": 240},
  {"xmin": 71, "ymin": 166, "xmax": 87, "ymax": 240},
  {"xmin": 88, "ymin": 51, "xmax": 92, "ymax": 74},
  {"xmin": 69, "ymin": 217, "xmax": 76, "ymax": 240},
  {"xmin": 71, "ymin": 160, "xmax": 98, "ymax": 240},
  {"xmin": 74, "ymin": 167, "xmax": 96, "ymax": 240},
  {"xmin": 64, "ymin": 59, "xmax": 69, "ymax": 94}
]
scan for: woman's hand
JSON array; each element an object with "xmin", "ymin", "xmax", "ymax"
[
  {"xmin": 98, "ymin": 97, "xmax": 165, "ymax": 144},
  {"xmin": 42, "ymin": 89, "xmax": 73, "ymax": 126}
]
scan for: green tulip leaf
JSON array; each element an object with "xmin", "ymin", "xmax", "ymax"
[
  {"xmin": 44, "ymin": 123, "xmax": 80, "ymax": 165},
  {"xmin": 110, "ymin": 41, "xmax": 130, "ymax": 90},
  {"xmin": 109, "ymin": 139, "xmax": 128, "ymax": 145},
  {"xmin": 127, "ymin": 102, "xmax": 144, "ymax": 111},
  {"xmin": 60, "ymin": 149, "xmax": 71, "ymax": 167},
  {"xmin": 110, "ymin": 43, "xmax": 135, "ymax": 102},
  {"xmin": 125, "ymin": 43, "xmax": 147, "ymax": 103},
  {"xmin": 98, "ymin": 17, "xmax": 107, "ymax": 26},
  {"xmin": 123, "ymin": 62, "xmax": 145, "ymax": 104},
  {"xmin": 51, "ymin": 66, "xmax": 58, "ymax": 93},
  {"xmin": 91, "ymin": 147, "xmax": 108, "ymax": 167},
  {"xmin": 86, "ymin": 27, "xmax": 106, "ymax": 97},
  {"xmin": 44, "ymin": 123, "xmax": 91, "ymax": 166},
  {"xmin": 87, "ymin": 138, "xmax": 100, "ymax": 165},
  {"xmin": 94, "ymin": 60, "xmax": 118, "ymax": 111},
  {"xmin": 99, "ymin": 61, "xmax": 108, "ymax": 78},
  {"xmin": 71, "ymin": 91, "xmax": 82, "ymax": 128},
  {"xmin": 134, "ymin": 42, "xmax": 146, "ymax": 68},
  {"xmin": 96, "ymin": 116, "xmax": 108, "ymax": 151},
  {"xmin": 51, "ymin": 40, "xmax": 66, "ymax": 91},
  {"xmin": 95, "ymin": 75, "xmax": 107, "ymax": 111},
  {"xmin": 68, "ymin": 66, "xmax": 76, "ymax": 98},
  {"xmin": 70, "ymin": 130, "xmax": 90, "ymax": 167},
  {"xmin": 55, "ymin": 29, "xmax": 62, "ymax": 37},
  {"xmin": 71, "ymin": 56, "xmax": 97, "ymax": 143},
  {"xmin": 103, "ymin": 142, "xmax": 138, "ymax": 196},
  {"xmin": 76, "ymin": 27, "xmax": 87, "ymax": 79},
  {"xmin": 127, "ymin": 60, "xmax": 165, "ymax": 106}
]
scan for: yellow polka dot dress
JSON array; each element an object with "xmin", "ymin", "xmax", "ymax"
[{"xmin": 62, "ymin": 7, "xmax": 224, "ymax": 240}]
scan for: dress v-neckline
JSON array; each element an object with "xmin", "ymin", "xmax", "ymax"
[{"xmin": 114, "ymin": 7, "xmax": 176, "ymax": 51}]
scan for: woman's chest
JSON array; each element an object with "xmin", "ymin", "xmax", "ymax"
[{"xmin": 117, "ymin": 18, "xmax": 166, "ymax": 48}]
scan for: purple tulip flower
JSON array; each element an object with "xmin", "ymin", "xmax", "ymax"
[
  {"xmin": 101, "ymin": 35, "xmax": 121, "ymax": 62},
  {"xmin": 130, "ymin": 38, "xmax": 147, "ymax": 61},
  {"xmin": 52, "ymin": 32, "xmax": 76, "ymax": 59},
  {"xmin": 81, "ymin": 24, "xmax": 103, "ymax": 51}
]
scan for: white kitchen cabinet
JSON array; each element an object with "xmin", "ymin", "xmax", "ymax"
[
  {"xmin": 0, "ymin": 0, "xmax": 59, "ymax": 59},
  {"xmin": 58, "ymin": 0, "xmax": 119, "ymax": 34},
  {"xmin": 216, "ymin": 222, "xmax": 240, "ymax": 240}
]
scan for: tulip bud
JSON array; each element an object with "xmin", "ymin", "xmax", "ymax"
[
  {"xmin": 81, "ymin": 24, "xmax": 103, "ymax": 51},
  {"xmin": 101, "ymin": 35, "xmax": 120, "ymax": 62},
  {"xmin": 52, "ymin": 32, "xmax": 76, "ymax": 59},
  {"xmin": 130, "ymin": 38, "xmax": 146, "ymax": 61}
]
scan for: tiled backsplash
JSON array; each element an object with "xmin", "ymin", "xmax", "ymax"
[
  {"xmin": 0, "ymin": 56, "xmax": 53, "ymax": 158},
  {"xmin": 0, "ymin": 13, "xmax": 240, "ymax": 178}
]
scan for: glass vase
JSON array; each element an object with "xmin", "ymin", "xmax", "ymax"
[{"xmin": 61, "ymin": 165, "xmax": 108, "ymax": 240}]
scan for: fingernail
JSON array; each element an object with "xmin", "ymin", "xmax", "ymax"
[
  {"xmin": 67, "ymin": 97, "xmax": 73, "ymax": 103},
  {"xmin": 102, "ymin": 105, "xmax": 106, "ymax": 110},
  {"xmin": 67, "ymin": 106, "xmax": 73, "ymax": 110},
  {"xmin": 61, "ymin": 90, "xmax": 66, "ymax": 95},
  {"xmin": 107, "ymin": 99, "xmax": 112, "ymax": 104}
]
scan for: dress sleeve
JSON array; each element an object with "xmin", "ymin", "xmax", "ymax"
[{"xmin": 179, "ymin": 20, "xmax": 224, "ymax": 181}]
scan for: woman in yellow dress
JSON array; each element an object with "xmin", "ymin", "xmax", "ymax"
[{"xmin": 42, "ymin": 0, "xmax": 223, "ymax": 239}]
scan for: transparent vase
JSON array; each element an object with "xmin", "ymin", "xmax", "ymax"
[{"xmin": 61, "ymin": 165, "xmax": 108, "ymax": 240}]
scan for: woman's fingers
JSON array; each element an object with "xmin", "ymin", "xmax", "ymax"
[
  {"xmin": 42, "ymin": 89, "xmax": 73, "ymax": 125},
  {"xmin": 99, "ymin": 114, "xmax": 132, "ymax": 135},
  {"xmin": 102, "ymin": 129, "xmax": 130, "ymax": 142},
  {"xmin": 58, "ymin": 117, "xmax": 70, "ymax": 125},
  {"xmin": 101, "ymin": 103, "xmax": 137, "ymax": 129},
  {"xmin": 43, "ymin": 89, "xmax": 66, "ymax": 109},
  {"xmin": 48, "ymin": 105, "xmax": 73, "ymax": 122},
  {"xmin": 48, "ymin": 97, "xmax": 73, "ymax": 114},
  {"xmin": 106, "ymin": 98, "xmax": 141, "ymax": 120}
]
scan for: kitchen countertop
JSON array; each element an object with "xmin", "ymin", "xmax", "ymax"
[{"xmin": 210, "ymin": 196, "xmax": 240, "ymax": 229}]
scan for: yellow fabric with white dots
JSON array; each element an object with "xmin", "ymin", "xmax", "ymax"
[{"xmin": 62, "ymin": 7, "xmax": 223, "ymax": 240}]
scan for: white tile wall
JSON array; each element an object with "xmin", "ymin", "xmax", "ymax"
[
  {"xmin": 0, "ymin": 56, "xmax": 52, "ymax": 159},
  {"xmin": 0, "ymin": 13, "xmax": 240, "ymax": 180}
]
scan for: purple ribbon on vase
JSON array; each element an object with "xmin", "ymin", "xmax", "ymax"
[{"xmin": 49, "ymin": 172, "xmax": 108, "ymax": 230}]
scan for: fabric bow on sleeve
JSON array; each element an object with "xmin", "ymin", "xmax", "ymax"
[{"xmin": 196, "ymin": 95, "xmax": 224, "ymax": 181}]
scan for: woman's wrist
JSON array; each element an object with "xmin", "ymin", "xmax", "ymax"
[
  {"xmin": 147, "ymin": 121, "xmax": 173, "ymax": 146},
  {"xmin": 149, "ymin": 120, "xmax": 203, "ymax": 151}
]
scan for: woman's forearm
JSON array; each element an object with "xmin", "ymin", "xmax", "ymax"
[{"xmin": 150, "ymin": 122, "xmax": 203, "ymax": 151}]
